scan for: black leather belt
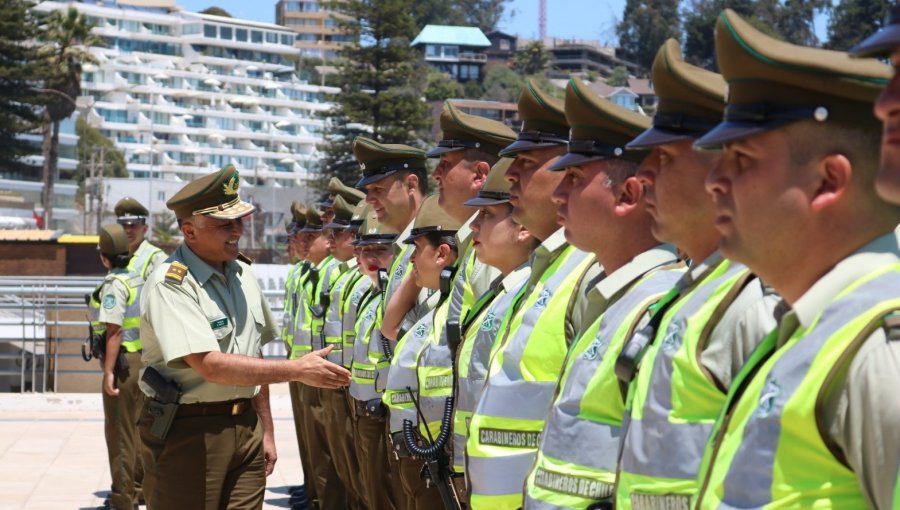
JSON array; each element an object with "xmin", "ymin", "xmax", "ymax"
[{"xmin": 176, "ymin": 398, "xmax": 251, "ymax": 418}]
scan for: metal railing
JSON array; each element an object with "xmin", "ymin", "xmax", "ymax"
[{"xmin": 0, "ymin": 275, "xmax": 287, "ymax": 393}]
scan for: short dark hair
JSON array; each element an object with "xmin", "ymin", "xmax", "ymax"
[
  {"xmin": 422, "ymin": 231, "xmax": 459, "ymax": 256},
  {"xmin": 398, "ymin": 167, "xmax": 429, "ymax": 194},
  {"xmin": 462, "ymin": 148, "xmax": 500, "ymax": 168}
]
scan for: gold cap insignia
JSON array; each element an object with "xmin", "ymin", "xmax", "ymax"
[{"xmin": 223, "ymin": 172, "xmax": 240, "ymax": 196}]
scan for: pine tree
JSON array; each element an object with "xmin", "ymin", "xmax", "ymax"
[
  {"xmin": 683, "ymin": 0, "xmax": 755, "ymax": 70},
  {"xmin": 0, "ymin": 0, "xmax": 47, "ymax": 174},
  {"xmin": 513, "ymin": 40, "xmax": 550, "ymax": 76},
  {"xmin": 320, "ymin": 0, "xmax": 431, "ymax": 191},
  {"xmin": 617, "ymin": 0, "xmax": 681, "ymax": 74},
  {"xmin": 773, "ymin": 0, "xmax": 830, "ymax": 46},
  {"xmin": 458, "ymin": 0, "xmax": 508, "ymax": 33},
  {"xmin": 826, "ymin": 0, "xmax": 891, "ymax": 51}
]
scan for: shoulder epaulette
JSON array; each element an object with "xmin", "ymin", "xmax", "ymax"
[
  {"xmin": 884, "ymin": 311, "xmax": 900, "ymax": 342},
  {"xmin": 165, "ymin": 261, "xmax": 188, "ymax": 285},
  {"xmin": 237, "ymin": 252, "xmax": 253, "ymax": 265}
]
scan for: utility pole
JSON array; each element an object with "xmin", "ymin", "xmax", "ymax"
[
  {"xmin": 97, "ymin": 146, "xmax": 105, "ymax": 233},
  {"xmin": 539, "ymin": 0, "xmax": 547, "ymax": 40}
]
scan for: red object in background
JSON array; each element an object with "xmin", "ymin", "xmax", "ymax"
[{"xmin": 33, "ymin": 211, "xmax": 44, "ymax": 229}]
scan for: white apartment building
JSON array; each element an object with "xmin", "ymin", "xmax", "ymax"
[{"xmin": 24, "ymin": 0, "xmax": 339, "ymax": 232}]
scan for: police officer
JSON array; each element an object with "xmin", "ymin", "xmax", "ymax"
[
  {"xmin": 348, "ymin": 209, "xmax": 401, "ymax": 510},
  {"xmin": 466, "ymin": 81, "xmax": 601, "ymax": 510},
  {"xmin": 138, "ymin": 165, "xmax": 350, "ymax": 509},
  {"xmin": 523, "ymin": 76, "xmax": 684, "ymax": 509},
  {"xmin": 451, "ymin": 159, "xmax": 536, "ymax": 505},
  {"xmin": 93, "ymin": 223, "xmax": 144, "ymax": 510},
  {"xmin": 611, "ymin": 38, "xmax": 780, "ymax": 510},
  {"xmin": 691, "ymin": 11, "xmax": 900, "ymax": 509},
  {"xmin": 113, "ymin": 197, "xmax": 167, "ymax": 280},
  {"xmin": 292, "ymin": 205, "xmax": 347, "ymax": 510}
]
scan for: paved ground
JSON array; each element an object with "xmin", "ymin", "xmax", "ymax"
[{"xmin": 0, "ymin": 384, "xmax": 304, "ymax": 510}]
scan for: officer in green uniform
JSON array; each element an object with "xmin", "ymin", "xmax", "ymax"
[
  {"xmin": 283, "ymin": 201, "xmax": 316, "ymax": 508},
  {"xmin": 293, "ymin": 205, "xmax": 348, "ymax": 510},
  {"xmin": 523, "ymin": 75, "xmax": 685, "ymax": 510},
  {"xmin": 451, "ymin": 159, "xmax": 536, "ymax": 506},
  {"xmin": 690, "ymin": 11, "xmax": 900, "ymax": 509},
  {"xmin": 329, "ymin": 176, "xmax": 367, "ymax": 206},
  {"xmin": 613, "ymin": 38, "xmax": 780, "ymax": 510},
  {"xmin": 852, "ymin": 5, "xmax": 900, "ymax": 205},
  {"xmin": 382, "ymin": 194, "xmax": 463, "ymax": 509},
  {"xmin": 466, "ymin": 81, "xmax": 600, "ymax": 510},
  {"xmin": 348, "ymin": 209, "xmax": 402, "ymax": 510},
  {"xmin": 319, "ymin": 195, "xmax": 368, "ymax": 510},
  {"xmin": 94, "ymin": 223, "xmax": 144, "ymax": 510},
  {"xmin": 138, "ymin": 165, "xmax": 350, "ymax": 509},
  {"xmin": 114, "ymin": 197, "xmax": 167, "ymax": 280}
]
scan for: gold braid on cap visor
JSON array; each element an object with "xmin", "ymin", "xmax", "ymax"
[{"xmin": 192, "ymin": 196, "xmax": 243, "ymax": 216}]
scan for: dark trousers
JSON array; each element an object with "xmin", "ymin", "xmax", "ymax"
[
  {"xmin": 321, "ymin": 388, "xmax": 365, "ymax": 509},
  {"xmin": 289, "ymin": 381, "xmax": 317, "ymax": 501},
  {"xmin": 298, "ymin": 383, "xmax": 347, "ymax": 510},
  {"xmin": 138, "ymin": 400, "xmax": 264, "ymax": 509},
  {"xmin": 102, "ymin": 350, "xmax": 143, "ymax": 510},
  {"xmin": 351, "ymin": 396, "xmax": 400, "ymax": 510}
]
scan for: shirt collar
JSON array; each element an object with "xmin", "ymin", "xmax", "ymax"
[
  {"xmin": 177, "ymin": 243, "xmax": 242, "ymax": 285},
  {"xmin": 791, "ymin": 230, "xmax": 900, "ymax": 329},
  {"xmin": 497, "ymin": 262, "xmax": 531, "ymax": 293},
  {"xmin": 395, "ymin": 219, "xmax": 415, "ymax": 256},
  {"xmin": 676, "ymin": 250, "xmax": 725, "ymax": 293},
  {"xmin": 529, "ymin": 227, "xmax": 570, "ymax": 282},
  {"xmin": 589, "ymin": 244, "xmax": 681, "ymax": 307}
]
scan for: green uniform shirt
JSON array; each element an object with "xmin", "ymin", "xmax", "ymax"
[
  {"xmin": 97, "ymin": 268, "xmax": 131, "ymax": 327},
  {"xmin": 140, "ymin": 243, "xmax": 278, "ymax": 404}
]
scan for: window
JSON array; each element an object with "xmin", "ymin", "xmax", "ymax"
[
  {"xmin": 266, "ymin": 32, "xmax": 277, "ymax": 43},
  {"xmin": 281, "ymin": 34, "xmax": 293, "ymax": 45},
  {"xmin": 157, "ymin": 191, "xmax": 166, "ymax": 201},
  {"xmin": 183, "ymin": 24, "xmax": 202, "ymax": 35},
  {"xmin": 251, "ymin": 30, "xmax": 262, "ymax": 43},
  {"xmin": 499, "ymin": 39, "xmax": 510, "ymax": 51},
  {"xmin": 325, "ymin": 17, "xmax": 339, "ymax": 28},
  {"xmin": 203, "ymin": 24, "xmax": 216, "ymax": 37},
  {"xmin": 426, "ymin": 45, "xmax": 438, "ymax": 57},
  {"xmin": 220, "ymin": 26, "xmax": 232, "ymax": 39},
  {"xmin": 442, "ymin": 45, "xmax": 458, "ymax": 58},
  {"xmin": 284, "ymin": 1, "xmax": 300, "ymax": 11},
  {"xmin": 297, "ymin": 33, "xmax": 318, "ymax": 42},
  {"xmin": 236, "ymin": 28, "xmax": 248, "ymax": 42}
]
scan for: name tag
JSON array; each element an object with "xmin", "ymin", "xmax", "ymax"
[{"xmin": 210, "ymin": 317, "xmax": 231, "ymax": 339}]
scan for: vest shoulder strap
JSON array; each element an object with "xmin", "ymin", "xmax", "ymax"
[
  {"xmin": 695, "ymin": 270, "xmax": 758, "ymax": 393},
  {"xmin": 815, "ymin": 305, "xmax": 900, "ymax": 468},
  {"xmin": 165, "ymin": 261, "xmax": 189, "ymax": 285}
]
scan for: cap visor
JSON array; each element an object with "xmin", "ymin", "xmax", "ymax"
[
  {"xmin": 548, "ymin": 152, "xmax": 608, "ymax": 172},
  {"xmin": 464, "ymin": 196, "xmax": 510, "ymax": 207},
  {"xmin": 850, "ymin": 25, "xmax": 900, "ymax": 58},
  {"xmin": 693, "ymin": 120, "xmax": 788, "ymax": 150},
  {"xmin": 116, "ymin": 217, "xmax": 146, "ymax": 225},
  {"xmin": 299, "ymin": 225, "xmax": 323, "ymax": 233},
  {"xmin": 355, "ymin": 236, "xmax": 397, "ymax": 246},
  {"xmin": 426, "ymin": 146, "xmax": 465, "ymax": 158},
  {"xmin": 498, "ymin": 139, "xmax": 565, "ymax": 157},
  {"xmin": 356, "ymin": 170, "xmax": 398, "ymax": 188},
  {"xmin": 206, "ymin": 200, "xmax": 256, "ymax": 220},
  {"xmin": 323, "ymin": 221, "xmax": 349, "ymax": 230},
  {"xmin": 626, "ymin": 127, "xmax": 694, "ymax": 150},
  {"xmin": 318, "ymin": 199, "xmax": 334, "ymax": 209}
]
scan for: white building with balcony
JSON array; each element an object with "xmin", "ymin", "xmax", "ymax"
[
  {"xmin": 411, "ymin": 25, "xmax": 490, "ymax": 83},
  {"xmin": 23, "ymin": 0, "xmax": 339, "ymax": 233}
]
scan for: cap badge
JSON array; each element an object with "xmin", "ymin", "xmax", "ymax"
[
  {"xmin": 813, "ymin": 107, "xmax": 829, "ymax": 122},
  {"xmin": 223, "ymin": 172, "xmax": 240, "ymax": 196}
]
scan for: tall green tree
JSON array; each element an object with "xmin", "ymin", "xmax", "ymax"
[
  {"xmin": 36, "ymin": 6, "xmax": 100, "ymax": 227},
  {"xmin": 458, "ymin": 0, "xmax": 508, "ymax": 33},
  {"xmin": 0, "ymin": 0, "xmax": 47, "ymax": 174},
  {"xmin": 481, "ymin": 63, "xmax": 524, "ymax": 102},
  {"xmin": 424, "ymin": 69, "xmax": 464, "ymax": 101},
  {"xmin": 198, "ymin": 6, "xmax": 232, "ymax": 17},
  {"xmin": 617, "ymin": 0, "xmax": 681, "ymax": 74},
  {"xmin": 513, "ymin": 40, "xmax": 550, "ymax": 75},
  {"xmin": 683, "ymin": 0, "xmax": 756, "ymax": 69},
  {"xmin": 320, "ymin": 0, "xmax": 430, "ymax": 190},
  {"xmin": 826, "ymin": 0, "xmax": 891, "ymax": 50},
  {"xmin": 411, "ymin": 0, "xmax": 467, "ymax": 28},
  {"xmin": 770, "ymin": 0, "xmax": 830, "ymax": 46}
]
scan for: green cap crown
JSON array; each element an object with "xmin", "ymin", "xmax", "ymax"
[
  {"xmin": 328, "ymin": 177, "xmax": 366, "ymax": 205},
  {"xmin": 465, "ymin": 158, "xmax": 513, "ymax": 206},
  {"xmin": 353, "ymin": 137, "xmax": 427, "ymax": 187},
  {"xmin": 300, "ymin": 204, "xmax": 324, "ymax": 232},
  {"xmin": 167, "ymin": 165, "xmax": 255, "ymax": 220},
  {"xmin": 114, "ymin": 197, "xmax": 148, "ymax": 221},
  {"xmin": 696, "ymin": 9, "xmax": 890, "ymax": 148},
  {"xmin": 499, "ymin": 81, "xmax": 569, "ymax": 156},
  {"xmin": 404, "ymin": 194, "xmax": 463, "ymax": 243},
  {"xmin": 355, "ymin": 208, "xmax": 399, "ymax": 246},
  {"xmin": 325, "ymin": 195, "xmax": 354, "ymax": 228},
  {"xmin": 99, "ymin": 224, "xmax": 129, "ymax": 256},
  {"xmin": 429, "ymin": 101, "xmax": 517, "ymax": 158}
]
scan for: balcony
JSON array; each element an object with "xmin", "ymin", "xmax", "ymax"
[{"xmin": 425, "ymin": 51, "xmax": 487, "ymax": 63}]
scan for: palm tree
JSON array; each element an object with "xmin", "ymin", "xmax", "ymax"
[{"xmin": 37, "ymin": 7, "xmax": 99, "ymax": 228}]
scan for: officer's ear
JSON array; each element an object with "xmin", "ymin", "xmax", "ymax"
[
  {"xmin": 403, "ymin": 172, "xmax": 419, "ymax": 194},
  {"xmin": 810, "ymin": 153, "xmax": 851, "ymax": 212},
  {"xmin": 615, "ymin": 176, "xmax": 643, "ymax": 216},
  {"xmin": 473, "ymin": 161, "xmax": 491, "ymax": 187},
  {"xmin": 180, "ymin": 217, "xmax": 198, "ymax": 240}
]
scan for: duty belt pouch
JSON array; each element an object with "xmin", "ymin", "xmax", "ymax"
[
  {"xmin": 114, "ymin": 347, "xmax": 129, "ymax": 373},
  {"xmin": 364, "ymin": 398, "xmax": 386, "ymax": 419},
  {"xmin": 147, "ymin": 399, "xmax": 178, "ymax": 440},
  {"xmin": 391, "ymin": 431, "xmax": 411, "ymax": 458}
]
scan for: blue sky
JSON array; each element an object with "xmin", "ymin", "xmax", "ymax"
[
  {"xmin": 177, "ymin": 0, "xmax": 628, "ymax": 43},
  {"xmin": 176, "ymin": 0, "xmax": 828, "ymax": 45}
]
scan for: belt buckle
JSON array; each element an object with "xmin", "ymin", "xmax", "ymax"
[{"xmin": 231, "ymin": 402, "xmax": 242, "ymax": 415}]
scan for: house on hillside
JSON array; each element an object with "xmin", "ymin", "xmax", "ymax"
[
  {"xmin": 411, "ymin": 25, "xmax": 491, "ymax": 82},
  {"xmin": 628, "ymin": 78, "xmax": 657, "ymax": 111},
  {"xmin": 485, "ymin": 30, "xmax": 517, "ymax": 63}
]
